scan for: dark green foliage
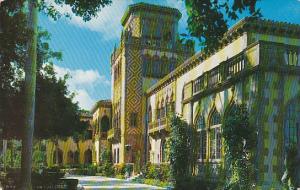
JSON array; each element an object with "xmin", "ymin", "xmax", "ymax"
[
  {"xmin": 97, "ymin": 149, "xmax": 115, "ymax": 177},
  {"xmin": 185, "ymin": 0, "xmax": 261, "ymax": 51},
  {"xmin": 97, "ymin": 162, "xmax": 115, "ymax": 177},
  {"xmin": 39, "ymin": 0, "xmax": 112, "ymax": 21},
  {"xmin": 222, "ymin": 104, "xmax": 256, "ymax": 189},
  {"xmin": 169, "ymin": 115, "xmax": 199, "ymax": 189},
  {"xmin": 35, "ymin": 63, "xmax": 88, "ymax": 139},
  {"xmin": 142, "ymin": 163, "xmax": 171, "ymax": 182},
  {"xmin": 0, "ymin": 0, "xmax": 28, "ymax": 139},
  {"xmin": 283, "ymin": 143, "xmax": 299, "ymax": 189}
]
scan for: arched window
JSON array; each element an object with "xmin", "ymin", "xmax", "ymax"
[
  {"xmin": 197, "ymin": 115, "xmax": 207, "ymax": 160},
  {"xmin": 142, "ymin": 54, "xmax": 151, "ymax": 76},
  {"xmin": 74, "ymin": 151, "xmax": 79, "ymax": 164},
  {"xmin": 84, "ymin": 149, "xmax": 92, "ymax": 164},
  {"xmin": 101, "ymin": 116, "xmax": 110, "ymax": 133},
  {"xmin": 67, "ymin": 151, "xmax": 74, "ymax": 164},
  {"xmin": 209, "ymin": 108, "xmax": 222, "ymax": 160},
  {"xmin": 53, "ymin": 149, "xmax": 63, "ymax": 165},
  {"xmin": 160, "ymin": 139, "xmax": 167, "ymax": 163},
  {"xmin": 161, "ymin": 56, "xmax": 168, "ymax": 75},
  {"xmin": 169, "ymin": 57, "xmax": 177, "ymax": 71},
  {"xmin": 157, "ymin": 101, "xmax": 161, "ymax": 120},
  {"xmin": 284, "ymin": 103, "xmax": 299, "ymax": 147},
  {"xmin": 161, "ymin": 99, "xmax": 165, "ymax": 118},
  {"xmin": 148, "ymin": 106, "xmax": 152, "ymax": 123},
  {"xmin": 165, "ymin": 95, "xmax": 169, "ymax": 114},
  {"xmin": 153, "ymin": 55, "xmax": 160, "ymax": 77}
]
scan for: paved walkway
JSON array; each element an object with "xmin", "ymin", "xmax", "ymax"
[{"xmin": 66, "ymin": 176, "xmax": 166, "ymax": 190}]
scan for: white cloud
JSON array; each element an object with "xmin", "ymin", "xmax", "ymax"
[
  {"xmin": 74, "ymin": 89, "xmax": 95, "ymax": 111},
  {"xmin": 53, "ymin": 65, "xmax": 110, "ymax": 110},
  {"xmin": 45, "ymin": 0, "xmax": 133, "ymax": 40},
  {"xmin": 164, "ymin": 0, "xmax": 188, "ymax": 28}
]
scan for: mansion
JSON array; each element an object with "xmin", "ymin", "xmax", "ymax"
[{"xmin": 47, "ymin": 3, "xmax": 300, "ymax": 189}]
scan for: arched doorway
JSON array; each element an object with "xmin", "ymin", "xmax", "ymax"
[
  {"xmin": 67, "ymin": 151, "xmax": 74, "ymax": 164},
  {"xmin": 100, "ymin": 116, "xmax": 110, "ymax": 139},
  {"xmin": 160, "ymin": 139, "xmax": 167, "ymax": 163},
  {"xmin": 53, "ymin": 149, "xmax": 63, "ymax": 165},
  {"xmin": 84, "ymin": 149, "xmax": 92, "ymax": 164},
  {"xmin": 101, "ymin": 116, "xmax": 110, "ymax": 132},
  {"xmin": 74, "ymin": 151, "xmax": 79, "ymax": 164}
]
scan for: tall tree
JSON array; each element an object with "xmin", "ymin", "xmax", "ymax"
[
  {"xmin": 21, "ymin": 1, "xmax": 38, "ymax": 188},
  {"xmin": 1, "ymin": 0, "xmax": 112, "ymax": 188},
  {"xmin": 22, "ymin": 1, "xmax": 111, "ymax": 189},
  {"xmin": 185, "ymin": 0, "xmax": 261, "ymax": 50}
]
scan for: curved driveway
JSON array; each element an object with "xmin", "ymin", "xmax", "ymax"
[{"xmin": 66, "ymin": 176, "xmax": 166, "ymax": 190}]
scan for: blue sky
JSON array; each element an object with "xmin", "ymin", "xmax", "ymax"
[{"xmin": 39, "ymin": 0, "xmax": 300, "ymax": 110}]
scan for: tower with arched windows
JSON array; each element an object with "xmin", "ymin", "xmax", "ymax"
[{"xmin": 110, "ymin": 3, "xmax": 194, "ymax": 167}]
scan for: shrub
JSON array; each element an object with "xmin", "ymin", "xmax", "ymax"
[
  {"xmin": 222, "ymin": 104, "xmax": 256, "ymax": 189},
  {"xmin": 86, "ymin": 165, "xmax": 97, "ymax": 175},
  {"xmin": 169, "ymin": 116, "xmax": 198, "ymax": 189},
  {"xmin": 97, "ymin": 162, "xmax": 115, "ymax": 177},
  {"xmin": 114, "ymin": 163, "xmax": 126, "ymax": 176},
  {"xmin": 282, "ymin": 143, "xmax": 299, "ymax": 189},
  {"xmin": 125, "ymin": 164, "xmax": 134, "ymax": 177}
]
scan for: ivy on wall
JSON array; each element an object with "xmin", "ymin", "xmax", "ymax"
[
  {"xmin": 169, "ymin": 115, "xmax": 199, "ymax": 189},
  {"xmin": 282, "ymin": 143, "xmax": 299, "ymax": 189},
  {"xmin": 222, "ymin": 104, "xmax": 256, "ymax": 189}
]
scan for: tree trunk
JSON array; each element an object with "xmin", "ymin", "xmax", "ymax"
[
  {"xmin": 55, "ymin": 138, "xmax": 59, "ymax": 165},
  {"xmin": 20, "ymin": 0, "xmax": 38, "ymax": 189}
]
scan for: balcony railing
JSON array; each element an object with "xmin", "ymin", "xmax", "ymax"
[
  {"xmin": 192, "ymin": 41, "xmax": 300, "ymax": 97},
  {"xmin": 107, "ymin": 128, "xmax": 114, "ymax": 140},
  {"xmin": 148, "ymin": 117, "xmax": 171, "ymax": 135},
  {"xmin": 107, "ymin": 128, "xmax": 120, "ymax": 141},
  {"xmin": 192, "ymin": 53, "xmax": 247, "ymax": 95}
]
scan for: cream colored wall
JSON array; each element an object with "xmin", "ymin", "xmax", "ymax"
[
  {"xmin": 46, "ymin": 138, "xmax": 94, "ymax": 166},
  {"xmin": 248, "ymin": 32, "xmax": 300, "ymax": 46},
  {"xmin": 149, "ymin": 137, "xmax": 162, "ymax": 164},
  {"xmin": 148, "ymin": 82, "xmax": 175, "ymax": 122},
  {"xmin": 176, "ymin": 34, "xmax": 248, "ymax": 115}
]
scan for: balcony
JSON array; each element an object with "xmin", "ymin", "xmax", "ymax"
[
  {"xmin": 179, "ymin": 41, "xmax": 300, "ymax": 104},
  {"xmin": 192, "ymin": 53, "xmax": 247, "ymax": 96},
  {"xmin": 107, "ymin": 128, "xmax": 120, "ymax": 142},
  {"xmin": 148, "ymin": 117, "xmax": 171, "ymax": 137}
]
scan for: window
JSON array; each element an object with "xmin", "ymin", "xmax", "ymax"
[
  {"xmin": 160, "ymin": 140, "xmax": 167, "ymax": 163},
  {"xmin": 197, "ymin": 115, "xmax": 207, "ymax": 160},
  {"xmin": 199, "ymin": 130, "xmax": 207, "ymax": 160},
  {"xmin": 284, "ymin": 104, "xmax": 299, "ymax": 146},
  {"xmin": 198, "ymin": 116, "xmax": 205, "ymax": 130},
  {"xmin": 117, "ymin": 148, "xmax": 120, "ymax": 163},
  {"xmin": 148, "ymin": 106, "xmax": 152, "ymax": 123},
  {"xmin": 161, "ymin": 99, "xmax": 166, "ymax": 118},
  {"xmin": 285, "ymin": 49, "xmax": 300, "ymax": 66},
  {"xmin": 142, "ymin": 55, "xmax": 151, "ymax": 76},
  {"xmin": 153, "ymin": 55, "xmax": 160, "ymax": 77},
  {"xmin": 130, "ymin": 112, "xmax": 138, "ymax": 127},
  {"xmin": 209, "ymin": 109, "xmax": 222, "ymax": 160}
]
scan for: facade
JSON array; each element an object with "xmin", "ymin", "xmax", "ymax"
[
  {"xmin": 91, "ymin": 100, "xmax": 112, "ymax": 164},
  {"xmin": 46, "ymin": 2, "xmax": 300, "ymax": 188},
  {"xmin": 46, "ymin": 112, "xmax": 94, "ymax": 166},
  {"xmin": 146, "ymin": 18, "xmax": 300, "ymax": 188},
  {"xmin": 108, "ymin": 3, "xmax": 193, "ymax": 167}
]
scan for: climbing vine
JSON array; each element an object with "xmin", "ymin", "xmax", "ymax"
[
  {"xmin": 169, "ymin": 115, "xmax": 199, "ymax": 189},
  {"xmin": 282, "ymin": 143, "xmax": 299, "ymax": 189},
  {"xmin": 222, "ymin": 104, "xmax": 256, "ymax": 189}
]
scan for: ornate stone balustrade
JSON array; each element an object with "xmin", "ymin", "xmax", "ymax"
[
  {"xmin": 148, "ymin": 117, "xmax": 171, "ymax": 136},
  {"xmin": 107, "ymin": 128, "xmax": 120, "ymax": 141}
]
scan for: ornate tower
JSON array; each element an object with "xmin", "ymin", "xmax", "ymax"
[{"xmin": 110, "ymin": 3, "xmax": 193, "ymax": 168}]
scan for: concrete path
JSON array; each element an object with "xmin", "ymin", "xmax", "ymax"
[{"xmin": 66, "ymin": 176, "xmax": 166, "ymax": 190}]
